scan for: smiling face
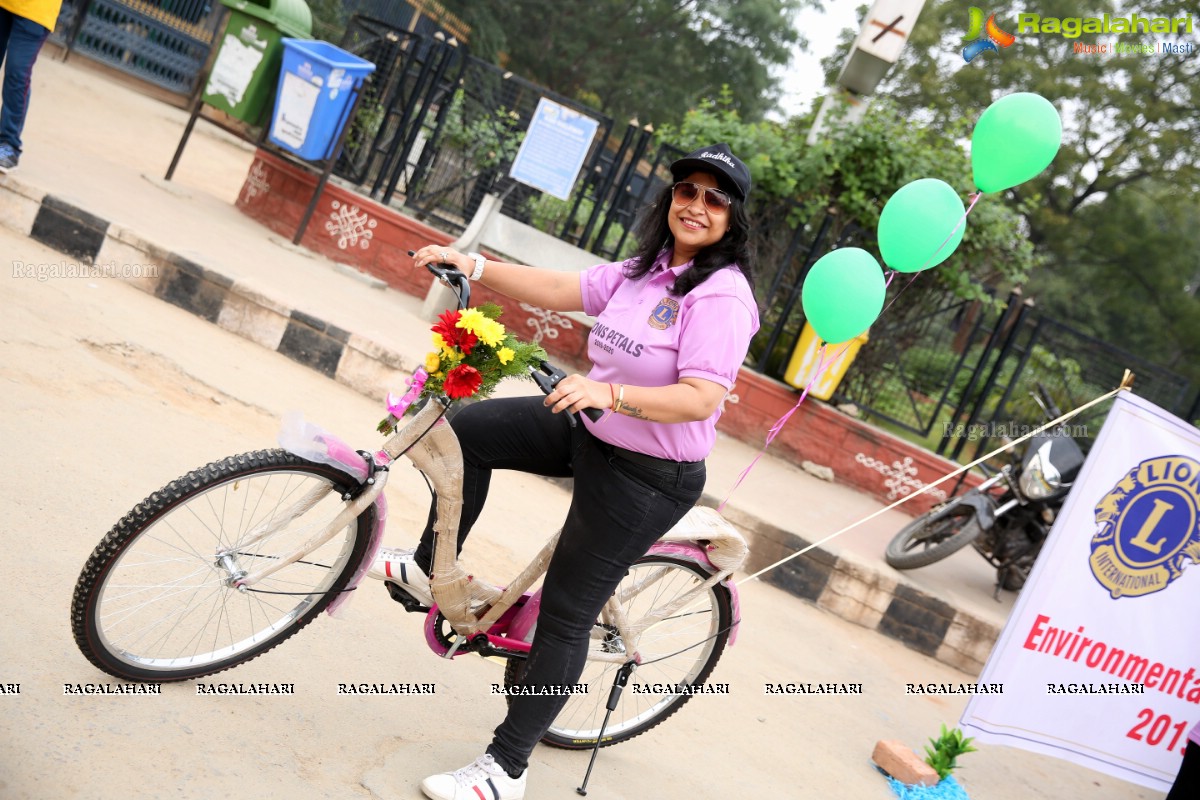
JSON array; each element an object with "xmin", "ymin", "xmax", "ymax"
[{"xmin": 667, "ymin": 170, "xmax": 731, "ymax": 267}]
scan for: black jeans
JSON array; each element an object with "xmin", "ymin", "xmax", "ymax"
[{"xmin": 413, "ymin": 395, "xmax": 705, "ymax": 775}]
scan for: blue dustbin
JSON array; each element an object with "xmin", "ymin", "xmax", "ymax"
[{"xmin": 268, "ymin": 39, "xmax": 376, "ymax": 161}]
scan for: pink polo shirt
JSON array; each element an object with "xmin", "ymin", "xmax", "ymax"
[{"xmin": 578, "ymin": 253, "xmax": 759, "ymax": 462}]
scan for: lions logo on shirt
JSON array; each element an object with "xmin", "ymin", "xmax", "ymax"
[
  {"xmin": 648, "ymin": 297, "xmax": 679, "ymax": 330},
  {"xmin": 1089, "ymin": 455, "xmax": 1200, "ymax": 599}
]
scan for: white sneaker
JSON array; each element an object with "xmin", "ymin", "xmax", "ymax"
[
  {"xmin": 368, "ymin": 546, "xmax": 434, "ymax": 607},
  {"xmin": 420, "ymin": 753, "xmax": 527, "ymax": 800}
]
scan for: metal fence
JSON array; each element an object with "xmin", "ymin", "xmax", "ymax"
[
  {"xmin": 53, "ymin": 0, "xmax": 224, "ymax": 95},
  {"xmin": 750, "ymin": 209, "xmax": 877, "ymax": 377},
  {"xmin": 836, "ymin": 288, "xmax": 1004, "ymax": 438},
  {"xmin": 831, "ymin": 285, "xmax": 1200, "ymax": 461},
  {"xmin": 945, "ymin": 312, "xmax": 1200, "ymax": 461},
  {"xmin": 330, "ymin": 16, "xmax": 620, "ymax": 237}
]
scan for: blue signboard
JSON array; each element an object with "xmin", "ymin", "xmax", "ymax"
[{"xmin": 509, "ymin": 98, "xmax": 600, "ymax": 200}]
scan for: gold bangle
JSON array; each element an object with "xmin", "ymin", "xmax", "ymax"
[{"xmin": 614, "ymin": 384, "xmax": 625, "ymax": 414}]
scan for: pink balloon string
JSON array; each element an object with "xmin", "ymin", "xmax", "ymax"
[
  {"xmin": 719, "ymin": 340, "xmax": 849, "ymax": 513},
  {"xmin": 716, "ymin": 191, "xmax": 985, "ymax": 513}
]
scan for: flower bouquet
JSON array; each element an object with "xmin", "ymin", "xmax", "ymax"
[{"xmin": 378, "ymin": 303, "xmax": 548, "ymax": 435}]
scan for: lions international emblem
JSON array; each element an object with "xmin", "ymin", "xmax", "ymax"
[
  {"xmin": 647, "ymin": 297, "xmax": 679, "ymax": 330},
  {"xmin": 1089, "ymin": 455, "xmax": 1200, "ymax": 599}
]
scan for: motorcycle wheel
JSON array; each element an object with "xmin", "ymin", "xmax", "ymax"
[{"xmin": 885, "ymin": 500, "xmax": 983, "ymax": 570}]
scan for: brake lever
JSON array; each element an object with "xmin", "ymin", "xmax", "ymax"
[
  {"xmin": 410, "ymin": 250, "xmax": 470, "ymax": 309},
  {"xmin": 531, "ymin": 362, "xmax": 604, "ymax": 426}
]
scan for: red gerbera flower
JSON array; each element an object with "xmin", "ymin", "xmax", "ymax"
[
  {"xmin": 432, "ymin": 309, "xmax": 477, "ymax": 355},
  {"xmin": 443, "ymin": 364, "xmax": 483, "ymax": 399},
  {"xmin": 432, "ymin": 309, "xmax": 459, "ymax": 339}
]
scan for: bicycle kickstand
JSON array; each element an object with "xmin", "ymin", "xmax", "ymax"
[{"xmin": 576, "ymin": 660, "xmax": 637, "ymax": 796}]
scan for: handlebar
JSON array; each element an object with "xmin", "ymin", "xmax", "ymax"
[
  {"xmin": 418, "ymin": 256, "xmax": 471, "ymax": 309},
  {"xmin": 415, "ymin": 252, "xmax": 602, "ymax": 425},
  {"xmin": 530, "ymin": 361, "xmax": 606, "ymax": 425}
]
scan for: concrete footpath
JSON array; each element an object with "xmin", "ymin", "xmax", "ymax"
[{"xmin": 2, "ymin": 56, "xmax": 1019, "ymax": 675}]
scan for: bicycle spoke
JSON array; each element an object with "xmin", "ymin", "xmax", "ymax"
[
  {"xmin": 82, "ymin": 459, "xmax": 366, "ymax": 675},
  {"xmin": 517, "ymin": 557, "xmax": 730, "ymax": 746}
]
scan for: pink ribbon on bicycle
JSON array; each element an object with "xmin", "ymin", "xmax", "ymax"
[{"xmin": 386, "ymin": 367, "xmax": 429, "ymax": 418}]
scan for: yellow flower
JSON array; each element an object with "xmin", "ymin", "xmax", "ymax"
[
  {"xmin": 456, "ymin": 308, "xmax": 487, "ymax": 333},
  {"xmin": 477, "ymin": 318, "xmax": 506, "ymax": 347},
  {"xmin": 497, "ymin": 346, "xmax": 515, "ymax": 365},
  {"xmin": 432, "ymin": 333, "xmax": 456, "ymax": 358},
  {"xmin": 456, "ymin": 309, "xmax": 506, "ymax": 347},
  {"xmin": 424, "ymin": 351, "xmax": 441, "ymax": 372}
]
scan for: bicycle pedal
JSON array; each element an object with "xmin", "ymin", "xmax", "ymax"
[{"xmin": 385, "ymin": 582, "xmax": 431, "ymax": 613}]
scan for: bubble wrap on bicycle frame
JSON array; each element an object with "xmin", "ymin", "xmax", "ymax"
[
  {"xmin": 406, "ymin": 415, "xmax": 503, "ymax": 630},
  {"xmin": 658, "ymin": 506, "xmax": 748, "ymax": 574}
]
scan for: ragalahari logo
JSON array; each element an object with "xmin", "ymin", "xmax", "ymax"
[{"xmin": 963, "ymin": 7, "xmax": 1016, "ymax": 62}]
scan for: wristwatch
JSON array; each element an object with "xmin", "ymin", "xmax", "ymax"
[{"xmin": 466, "ymin": 252, "xmax": 486, "ymax": 281}]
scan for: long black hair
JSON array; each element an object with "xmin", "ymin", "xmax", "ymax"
[{"xmin": 622, "ymin": 180, "xmax": 756, "ymax": 296}]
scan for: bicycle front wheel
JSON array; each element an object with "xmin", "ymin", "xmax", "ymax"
[
  {"xmin": 503, "ymin": 554, "xmax": 733, "ymax": 749},
  {"xmin": 71, "ymin": 450, "xmax": 375, "ymax": 682}
]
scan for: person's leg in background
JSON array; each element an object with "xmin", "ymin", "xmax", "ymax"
[
  {"xmin": 0, "ymin": 11, "xmax": 52, "ymax": 171},
  {"xmin": 1166, "ymin": 738, "xmax": 1199, "ymax": 800}
]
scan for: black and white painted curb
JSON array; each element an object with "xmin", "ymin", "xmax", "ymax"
[
  {"xmin": 1, "ymin": 176, "xmax": 1001, "ymax": 675},
  {"xmin": 3, "ymin": 177, "xmax": 417, "ymax": 402}
]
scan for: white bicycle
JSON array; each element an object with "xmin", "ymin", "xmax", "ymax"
[{"xmin": 71, "ymin": 265, "xmax": 747, "ymax": 760}]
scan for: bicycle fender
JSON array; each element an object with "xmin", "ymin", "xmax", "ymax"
[
  {"xmin": 327, "ymin": 492, "xmax": 388, "ymax": 616},
  {"xmin": 504, "ymin": 543, "xmax": 742, "ymax": 649},
  {"xmin": 279, "ymin": 412, "xmax": 373, "ymax": 483},
  {"xmin": 646, "ymin": 541, "xmax": 741, "ymax": 647}
]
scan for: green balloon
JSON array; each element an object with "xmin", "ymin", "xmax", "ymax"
[
  {"xmin": 972, "ymin": 92, "xmax": 1062, "ymax": 193},
  {"xmin": 801, "ymin": 248, "xmax": 886, "ymax": 345},
  {"xmin": 878, "ymin": 179, "xmax": 967, "ymax": 273}
]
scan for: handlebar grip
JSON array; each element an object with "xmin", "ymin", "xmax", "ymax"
[{"xmin": 412, "ymin": 251, "xmax": 470, "ymax": 308}]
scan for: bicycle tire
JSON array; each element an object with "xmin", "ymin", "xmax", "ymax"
[
  {"xmin": 71, "ymin": 449, "xmax": 375, "ymax": 682},
  {"xmin": 503, "ymin": 554, "xmax": 733, "ymax": 749},
  {"xmin": 884, "ymin": 501, "xmax": 982, "ymax": 570}
]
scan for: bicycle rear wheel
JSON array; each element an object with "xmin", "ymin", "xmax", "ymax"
[
  {"xmin": 71, "ymin": 450, "xmax": 374, "ymax": 682},
  {"xmin": 503, "ymin": 554, "xmax": 733, "ymax": 748}
]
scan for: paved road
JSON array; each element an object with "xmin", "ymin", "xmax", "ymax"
[{"xmin": 0, "ymin": 226, "xmax": 1161, "ymax": 799}]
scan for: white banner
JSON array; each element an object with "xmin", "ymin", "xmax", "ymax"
[{"xmin": 961, "ymin": 391, "xmax": 1200, "ymax": 791}]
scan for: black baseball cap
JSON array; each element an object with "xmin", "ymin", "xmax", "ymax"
[{"xmin": 670, "ymin": 142, "xmax": 751, "ymax": 201}]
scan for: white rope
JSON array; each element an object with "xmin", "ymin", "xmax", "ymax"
[{"xmin": 734, "ymin": 385, "xmax": 1128, "ymax": 587}]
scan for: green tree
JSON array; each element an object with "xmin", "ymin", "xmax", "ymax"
[
  {"xmin": 659, "ymin": 90, "xmax": 1039, "ymax": 374},
  {"xmin": 660, "ymin": 90, "xmax": 1039, "ymax": 298},
  {"xmin": 439, "ymin": 0, "xmax": 812, "ymax": 126},
  {"xmin": 845, "ymin": 0, "xmax": 1200, "ymax": 383}
]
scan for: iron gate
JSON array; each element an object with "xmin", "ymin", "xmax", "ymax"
[{"xmin": 54, "ymin": 0, "xmax": 223, "ymax": 95}]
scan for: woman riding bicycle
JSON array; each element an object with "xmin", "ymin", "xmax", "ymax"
[{"xmin": 373, "ymin": 143, "xmax": 759, "ymax": 800}]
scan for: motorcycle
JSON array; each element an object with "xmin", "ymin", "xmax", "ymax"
[{"xmin": 884, "ymin": 385, "xmax": 1087, "ymax": 596}]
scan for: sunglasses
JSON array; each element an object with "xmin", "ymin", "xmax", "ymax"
[{"xmin": 671, "ymin": 181, "xmax": 732, "ymax": 213}]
